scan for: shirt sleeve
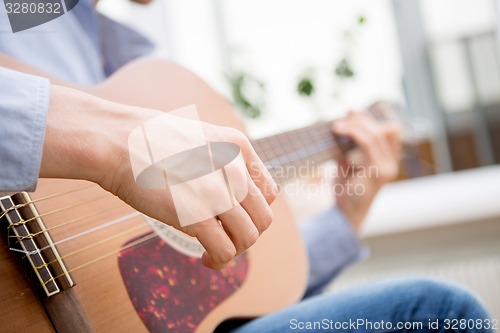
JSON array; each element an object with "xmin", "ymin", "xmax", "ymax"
[
  {"xmin": 300, "ymin": 206, "xmax": 369, "ymax": 298},
  {"xmin": 97, "ymin": 13, "xmax": 156, "ymax": 77},
  {"xmin": 0, "ymin": 67, "xmax": 50, "ymax": 192}
]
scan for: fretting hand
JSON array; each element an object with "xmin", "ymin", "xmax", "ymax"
[{"xmin": 332, "ymin": 110, "xmax": 401, "ymax": 231}]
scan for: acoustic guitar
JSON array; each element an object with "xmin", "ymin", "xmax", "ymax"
[{"xmin": 0, "ymin": 55, "xmax": 381, "ymax": 333}]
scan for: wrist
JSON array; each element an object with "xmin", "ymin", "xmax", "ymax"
[
  {"xmin": 336, "ymin": 191, "xmax": 376, "ymax": 232},
  {"xmin": 40, "ymin": 85, "xmax": 154, "ymax": 188}
]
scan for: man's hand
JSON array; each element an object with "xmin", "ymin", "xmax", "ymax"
[
  {"xmin": 41, "ymin": 85, "xmax": 277, "ymax": 269},
  {"xmin": 332, "ymin": 110, "xmax": 401, "ymax": 231}
]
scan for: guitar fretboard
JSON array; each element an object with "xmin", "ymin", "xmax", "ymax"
[{"xmin": 251, "ymin": 121, "xmax": 356, "ymax": 184}]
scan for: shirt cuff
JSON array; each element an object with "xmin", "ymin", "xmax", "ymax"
[
  {"xmin": 300, "ymin": 206, "xmax": 369, "ymax": 298},
  {"xmin": 0, "ymin": 67, "xmax": 50, "ymax": 192}
]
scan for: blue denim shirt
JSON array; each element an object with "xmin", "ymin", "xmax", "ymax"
[{"xmin": 0, "ymin": 2, "xmax": 364, "ymax": 295}]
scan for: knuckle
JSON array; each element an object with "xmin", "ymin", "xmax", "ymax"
[
  {"xmin": 181, "ymin": 220, "xmax": 210, "ymax": 238},
  {"xmin": 229, "ymin": 128, "xmax": 249, "ymax": 146},
  {"xmin": 243, "ymin": 227, "xmax": 259, "ymax": 249},
  {"xmin": 388, "ymin": 166, "xmax": 399, "ymax": 179},
  {"xmin": 257, "ymin": 206, "xmax": 273, "ymax": 233},
  {"xmin": 370, "ymin": 128, "xmax": 385, "ymax": 144},
  {"xmin": 181, "ymin": 225, "xmax": 197, "ymax": 238},
  {"xmin": 378, "ymin": 170, "xmax": 389, "ymax": 181},
  {"xmin": 379, "ymin": 165, "xmax": 399, "ymax": 182},
  {"xmin": 264, "ymin": 186, "xmax": 278, "ymax": 204},
  {"xmin": 218, "ymin": 244, "xmax": 236, "ymax": 263},
  {"xmin": 356, "ymin": 135, "xmax": 371, "ymax": 148}
]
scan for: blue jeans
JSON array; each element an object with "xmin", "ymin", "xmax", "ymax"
[{"xmin": 227, "ymin": 277, "xmax": 493, "ymax": 333}]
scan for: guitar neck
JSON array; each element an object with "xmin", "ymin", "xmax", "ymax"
[{"xmin": 251, "ymin": 121, "xmax": 356, "ymax": 184}]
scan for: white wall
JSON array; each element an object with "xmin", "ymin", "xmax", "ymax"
[
  {"xmin": 97, "ymin": 0, "xmax": 404, "ymax": 138},
  {"xmin": 220, "ymin": 0, "xmax": 403, "ymax": 137},
  {"xmin": 420, "ymin": 0, "xmax": 496, "ymax": 42},
  {"xmin": 420, "ymin": 0, "xmax": 500, "ymax": 113}
]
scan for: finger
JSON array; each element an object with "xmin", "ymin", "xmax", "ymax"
[
  {"xmin": 346, "ymin": 109, "xmax": 361, "ymax": 118},
  {"xmin": 187, "ymin": 218, "xmax": 236, "ymax": 269},
  {"xmin": 357, "ymin": 110, "xmax": 402, "ymax": 160},
  {"xmin": 234, "ymin": 132, "xmax": 278, "ymax": 204},
  {"xmin": 335, "ymin": 157, "xmax": 350, "ymax": 181},
  {"xmin": 240, "ymin": 180, "xmax": 273, "ymax": 235},
  {"xmin": 218, "ymin": 203, "xmax": 259, "ymax": 255},
  {"xmin": 333, "ymin": 117, "xmax": 390, "ymax": 164},
  {"xmin": 383, "ymin": 122, "xmax": 403, "ymax": 158},
  {"xmin": 348, "ymin": 112, "xmax": 401, "ymax": 170},
  {"xmin": 334, "ymin": 115, "xmax": 399, "ymax": 177},
  {"xmin": 245, "ymin": 147, "xmax": 278, "ymax": 205},
  {"xmin": 223, "ymin": 128, "xmax": 278, "ymax": 205}
]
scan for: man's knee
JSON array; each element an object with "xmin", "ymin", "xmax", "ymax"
[{"xmin": 388, "ymin": 277, "xmax": 492, "ymax": 325}]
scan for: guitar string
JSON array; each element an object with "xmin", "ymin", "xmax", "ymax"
[
  {"xmin": 263, "ymin": 139, "xmax": 340, "ymax": 169},
  {"xmin": 4, "ymin": 134, "xmax": 438, "ymax": 283},
  {"xmin": 270, "ymin": 144, "xmax": 440, "ymax": 174},
  {"xmin": 0, "ymin": 118, "xmax": 359, "ymax": 226},
  {"xmin": 6, "ymin": 195, "xmax": 115, "ymax": 250},
  {"xmin": 259, "ymin": 128, "xmax": 347, "ymax": 171},
  {"xmin": 5, "ymin": 208, "xmax": 164, "ymax": 288},
  {"xmin": 6, "ymin": 137, "xmax": 436, "ymax": 254},
  {"xmin": 16, "ymin": 161, "xmax": 439, "ymax": 286},
  {"xmin": 7, "ymin": 139, "xmax": 436, "ymax": 253},
  {"xmin": 260, "ymin": 133, "xmax": 438, "ymax": 175},
  {"xmin": 255, "ymin": 105, "xmax": 417, "ymax": 171},
  {"xmin": 7, "ymin": 194, "xmax": 108, "ymax": 233},
  {"xmin": 11, "ymin": 163, "xmax": 440, "ymax": 290},
  {"xmin": 7, "ymin": 138, "xmax": 335, "ymax": 250},
  {"xmin": 28, "ymin": 183, "xmax": 95, "ymax": 203},
  {"xmin": 40, "ymin": 232, "xmax": 159, "ymax": 287},
  {"xmin": 0, "ymin": 104, "xmax": 392, "ymax": 224},
  {"xmin": 9, "ymin": 212, "xmax": 142, "ymax": 255},
  {"xmin": 32, "ymin": 222, "xmax": 150, "ymax": 271},
  {"xmin": 9, "ymin": 204, "xmax": 128, "ymax": 243},
  {"xmin": 1, "ymin": 106, "xmax": 434, "ymax": 288},
  {"xmin": 0, "ymin": 184, "xmax": 96, "ymax": 221}
]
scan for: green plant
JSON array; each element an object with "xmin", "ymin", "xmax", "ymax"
[
  {"xmin": 296, "ymin": 15, "xmax": 366, "ymax": 106},
  {"xmin": 333, "ymin": 15, "xmax": 366, "ymax": 81},
  {"xmin": 334, "ymin": 58, "xmax": 355, "ymax": 79},
  {"xmin": 229, "ymin": 72, "xmax": 266, "ymax": 119},
  {"xmin": 297, "ymin": 76, "xmax": 315, "ymax": 97}
]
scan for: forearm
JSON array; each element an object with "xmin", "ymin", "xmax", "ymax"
[
  {"xmin": 0, "ymin": 77, "xmax": 156, "ymax": 192},
  {"xmin": 40, "ymin": 84, "xmax": 157, "ymax": 188},
  {"xmin": 300, "ymin": 206, "xmax": 368, "ymax": 298}
]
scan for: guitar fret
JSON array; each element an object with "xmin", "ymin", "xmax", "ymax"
[
  {"xmin": 249, "ymin": 106, "xmax": 398, "ymax": 183},
  {"xmin": 252, "ymin": 120, "xmax": 350, "ymax": 184}
]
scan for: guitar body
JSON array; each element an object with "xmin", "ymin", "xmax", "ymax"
[{"xmin": 0, "ymin": 57, "xmax": 308, "ymax": 332}]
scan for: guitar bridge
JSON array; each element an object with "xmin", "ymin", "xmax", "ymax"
[{"xmin": 0, "ymin": 192, "xmax": 74, "ymax": 298}]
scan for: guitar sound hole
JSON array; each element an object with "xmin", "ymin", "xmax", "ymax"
[{"xmin": 214, "ymin": 318, "xmax": 254, "ymax": 333}]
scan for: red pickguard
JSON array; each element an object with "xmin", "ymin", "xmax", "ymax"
[{"xmin": 118, "ymin": 232, "xmax": 249, "ymax": 333}]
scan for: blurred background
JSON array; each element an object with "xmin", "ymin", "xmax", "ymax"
[{"xmin": 98, "ymin": 0, "xmax": 500, "ymax": 321}]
